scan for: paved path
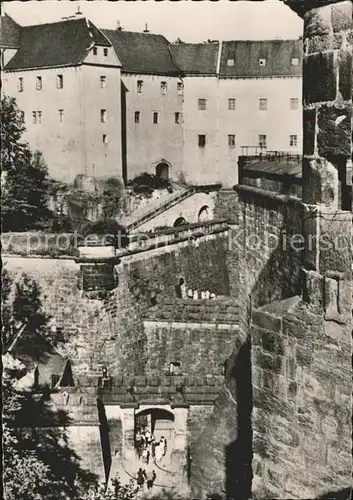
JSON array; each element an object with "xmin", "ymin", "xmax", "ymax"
[{"xmin": 109, "ymin": 447, "xmax": 182, "ymax": 496}]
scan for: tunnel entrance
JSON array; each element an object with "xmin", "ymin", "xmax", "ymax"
[
  {"xmin": 156, "ymin": 162, "xmax": 170, "ymax": 180},
  {"xmin": 135, "ymin": 408, "xmax": 175, "ymax": 443},
  {"xmin": 173, "ymin": 217, "xmax": 187, "ymax": 227}
]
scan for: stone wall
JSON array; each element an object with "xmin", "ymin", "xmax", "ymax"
[
  {"xmin": 229, "ymin": 187, "xmax": 303, "ymax": 309},
  {"xmin": 251, "ymin": 293, "xmax": 351, "ymax": 498},
  {"xmin": 3, "ymin": 231, "xmax": 230, "ymax": 378},
  {"xmin": 143, "ymin": 321, "xmax": 237, "ymax": 377}
]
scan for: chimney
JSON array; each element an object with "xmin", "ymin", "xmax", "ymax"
[
  {"xmin": 143, "ymin": 23, "xmax": 149, "ymax": 33},
  {"xmin": 116, "ymin": 21, "xmax": 122, "ymax": 31}
]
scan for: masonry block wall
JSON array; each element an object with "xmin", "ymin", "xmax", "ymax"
[
  {"xmin": 190, "ymin": 170, "xmax": 306, "ymax": 497},
  {"xmin": 3, "ymin": 232, "xmax": 229, "ymax": 378},
  {"xmin": 251, "ymin": 292, "xmax": 351, "ymax": 498},
  {"xmin": 143, "ymin": 322, "xmax": 237, "ymax": 377},
  {"xmin": 250, "ymin": 0, "xmax": 353, "ymax": 497}
]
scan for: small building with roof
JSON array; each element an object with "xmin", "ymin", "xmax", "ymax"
[
  {"xmin": 170, "ymin": 41, "xmax": 222, "ymax": 186},
  {"xmin": 103, "ymin": 28, "xmax": 184, "ymax": 185},
  {"xmin": 1, "ymin": 13, "xmax": 123, "ymax": 184},
  {"xmin": 6, "ymin": 323, "xmax": 74, "ymax": 390},
  {"xmin": 218, "ymin": 39, "xmax": 303, "ymax": 183},
  {"xmin": 1, "ymin": 11, "xmax": 303, "ymax": 189}
]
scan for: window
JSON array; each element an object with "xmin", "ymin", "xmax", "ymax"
[
  {"xmin": 259, "ymin": 98, "xmax": 268, "ymax": 110},
  {"xmin": 290, "ymin": 98, "xmax": 299, "ymax": 110},
  {"xmin": 18, "ymin": 77, "xmax": 23, "ymax": 92},
  {"xmin": 100, "ymin": 76, "xmax": 106, "ymax": 89},
  {"xmin": 103, "ymin": 134, "xmax": 108, "ymax": 144},
  {"xmin": 51, "ymin": 374, "xmax": 60, "ymax": 388},
  {"xmin": 36, "ymin": 76, "xmax": 42, "ymax": 90},
  {"xmin": 57, "ymin": 74, "xmax": 63, "ymax": 89},
  {"xmin": 19, "ymin": 111, "xmax": 25, "ymax": 123},
  {"xmin": 103, "ymin": 48, "xmax": 108, "ymax": 57},
  {"xmin": 228, "ymin": 98, "xmax": 236, "ymax": 110},
  {"xmin": 134, "ymin": 111, "xmax": 140, "ymax": 123},
  {"xmin": 198, "ymin": 98, "xmax": 207, "ymax": 110},
  {"xmin": 93, "ymin": 47, "xmax": 98, "ymax": 56},
  {"xmin": 259, "ymin": 58, "xmax": 267, "ymax": 67},
  {"xmin": 228, "ymin": 134, "xmax": 236, "ymax": 148},
  {"xmin": 153, "ymin": 111, "xmax": 159, "ymax": 124},
  {"xmin": 101, "ymin": 109, "xmax": 107, "ymax": 123},
  {"xmin": 198, "ymin": 134, "xmax": 206, "ymax": 148},
  {"xmin": 177, "ymin": 81, "xmax": 184, "ymax": 95},
  {"xmin": 161, "ymin": 81, "xmax": 167, "ymax": 94},
  {"xmin": 259, "ymin": 134, "xmax": 267, "ymax": 148},
  {"xmin": 137, "ymin": 80, "xmax": 143, "ymax": 93},
  {"xmin": 169, "ymin": 362, "xmax": 181, "ymax": 375},
  {"xmin": 291, "ymin": 57, "xmax": 299, "ymax": 66},
  {"xmin": 32, "ymin": 111, "xmax": 42, "ymax": 124},
  {"xmin": 290, "ymin": 134, "xmax": 298, "ymax": 147},
  {"xmin": 175, "ymin": 112, "xmax": 181, "ymax": 124},
  {"xmin": 227, "ymin": 59, "xmax": 235, "ymax": 67},
  {"xmin": 59, "ymin": 109, "xmax": 64, "ymax": 122}
]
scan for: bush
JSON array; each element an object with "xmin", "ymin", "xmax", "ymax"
[
  {"xmin": 49, "ymin": 214, "xmax": 74, "ymax": 232},
  {"xmin": 79, "ymin": 218, "xmax": 129, "ymax": 249},
  {"xmin": 128, "ymin": 173, "xmax": 171, "ymax": 195}
]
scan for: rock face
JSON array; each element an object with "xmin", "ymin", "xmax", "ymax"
[{"xmin": 285, "ymin": 0, "xmax": 346, "ymax": 17}]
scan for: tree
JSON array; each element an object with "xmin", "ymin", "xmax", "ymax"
[
  {"xmin": 2, "ymin": 269, "xmax": 64, "ymax": 352},
  {"xmin": 1, "ymin": 266, "xmax": 14, "ymax": 349},
  {"xmin": 2, "ymin": 354, "xmax": 97, "ymax": 500},
  {"xmin": 12, "ymin": 273, "xmax": 48, "ymax": 333},
  {"xmin": 80, "ymin": 218, "xmax": 129, "ymax": 249},
  {"xmin": 80, "ymin": 478, "xmax": 139, "ymax": 500},
  {"xmin": 101, "ymin": 177, "xmax": 124, "ymax": 218},
  {"xmin": 1, "ymin": 95, "xmax": 52, "ymax": 231}
]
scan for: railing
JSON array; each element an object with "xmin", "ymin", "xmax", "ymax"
[
  {"xmin": 126, "ymin": 187, "xmax": 195, "ymax": 231},
  {"xmin": 117, "ymin": 219, "xmax": 229, "ymax": 256},
  {"xmin": 125, "ymin": 183, "xmax": 222, "ymax": 231},
  {"xmin": 239, "ymin": 148, "xmax": 302, "ymax": 163}
]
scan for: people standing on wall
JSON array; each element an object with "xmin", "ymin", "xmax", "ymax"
[{"xmin": 180, "ymin": 278, "xmax": 187, "ymax": 298}]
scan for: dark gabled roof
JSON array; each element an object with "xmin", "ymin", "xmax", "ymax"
[
  {"xmin": 103, "ymin": 29, "xmax": 180, "ymax": 76},
  {"xmin": 8, "ymin": 325, "xmax": 69, "ymax": 387},
  {"xmin": 243, "ymin": 157, "xmax": 302, "ymax": 178},
  {"xmin": 144, "ymin": 298, "xmax": 239, "ymax": 325},
  {"xmin": 5, "ymin": 17, "xmax": 110, "ymax": 71},
  {"xmin": 220, "ymin": 39, "xmax": 302, "ymax": 78},
  {"xmin": 170, "ymin": 42, "xmax": 219, "ymax": 75},
  {"xmin": 0, "ymin": 14, "xmax": 20, "ymax": 48}
]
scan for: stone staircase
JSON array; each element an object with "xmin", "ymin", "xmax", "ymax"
[{"xmin": 120, "ymin": 187, "xmax": 195, "ymax": 232}]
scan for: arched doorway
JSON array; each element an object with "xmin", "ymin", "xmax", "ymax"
[
  {"xmin": 198, "ymin": 205, "xmax": 210, "ymax": 222},
  {"xmin": 135, "ymin": 408, "xmax": 174, "ymax": 443},
  {"xmin": 156, "ymin": 162, "xmax": 170, "ymax": 180},
  {"xmin": 173, "ymin": 217, "xmax": 187, "ymax": 227}
]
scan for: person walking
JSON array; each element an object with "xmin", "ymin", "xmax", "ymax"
[
  {"xmin": 160, "ymin": 436, "xmax": 167, "ymax": 457},
  {"xmin": 146, "ymin": 470, "xmax": 157, "ymax": 490},
  {"xmin": 142, "ymin": 447, "xmax": 150, "ymax": 465},
  {"xmin": 136, "ymin": 468, "xmax": 147, "ymax": 489},
  {"xmin": 154, "ymin": 441, "xmax": 163, "ymax": 463}
]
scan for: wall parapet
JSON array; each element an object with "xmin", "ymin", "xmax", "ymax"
[{"xmin": 234, "ymin": 184, "xmax": 302, "ymax": 207}]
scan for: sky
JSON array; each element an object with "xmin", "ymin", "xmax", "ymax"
[{"xmin": 3, "ymin": 0, "xmax": 303, "ymax": 43}]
